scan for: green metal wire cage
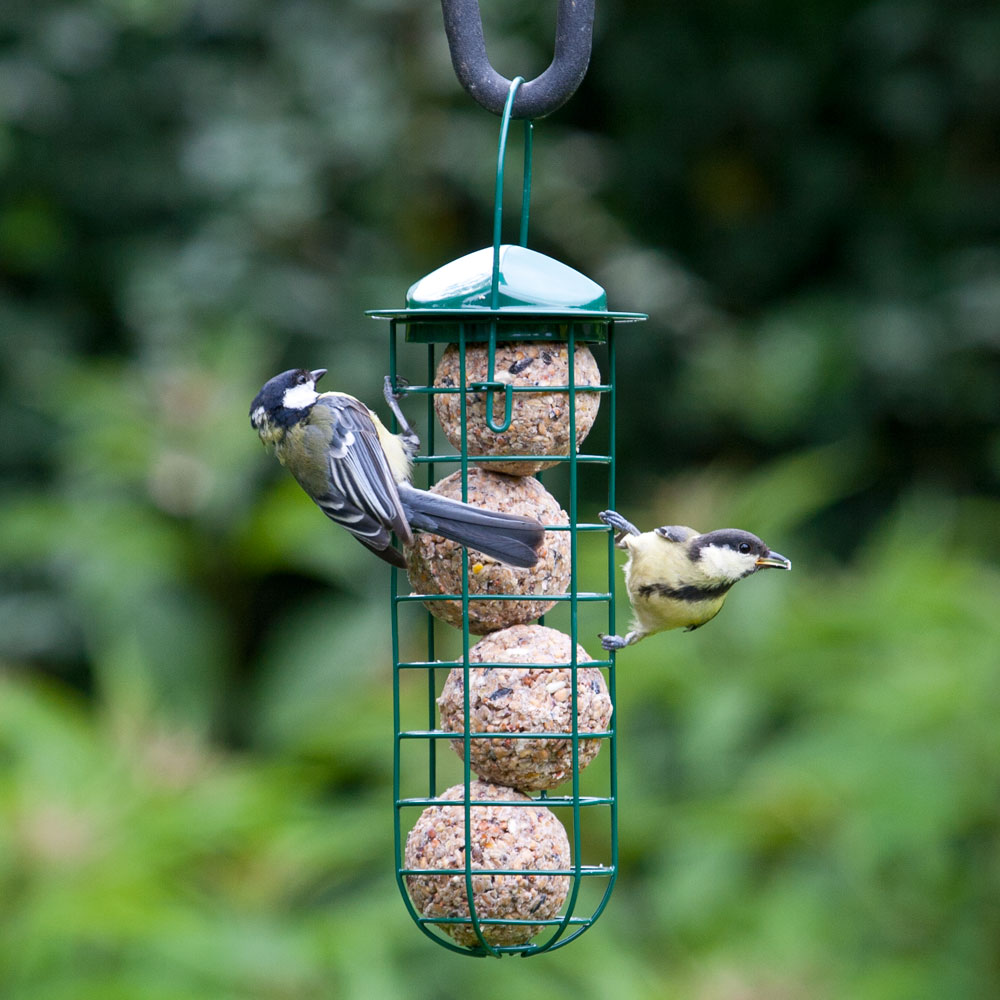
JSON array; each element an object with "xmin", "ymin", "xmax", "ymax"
[{"xmin": 368, "ymin": 80, "xmax": 645, "ymax": 956}]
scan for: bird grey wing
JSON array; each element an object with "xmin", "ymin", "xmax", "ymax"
[
  {"xmin": 654, "ymin": 525, "xmax": 699, "ymax": 543},
  {"xmin": 311, "ymin": 395, "xmax": 413, "ymax": 547}
]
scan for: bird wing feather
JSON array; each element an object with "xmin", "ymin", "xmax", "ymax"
[
  {"xmin": 654, "ymin": 525, "xmax": 699, "ymax": 543},
  {"xmin": 310, "ymin": 394, "xmax": 413, "ymax": 547}
]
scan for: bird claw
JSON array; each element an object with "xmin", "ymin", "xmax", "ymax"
[
  {"xmin": 382, "ymin": 375, "xmax": 419, "ymax": 453},
  {"xmin": 599, "ymin": 510, "xmax": 640, "ymax": 538},
  {"xmin": 599, "ymin": 633, "xmax": 628, "ymax": 651},
  {"xmin": 383, "ymin": 374, "xmax": 409, "ymax": 404}
]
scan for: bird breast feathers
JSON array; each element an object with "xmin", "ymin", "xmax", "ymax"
[
  {"xmin": 621, "ymin": 532, "xmax": 689, "ymax": 587},
  {"xmin": 374, "ymin": 419, "xmax": 412, "ymax": 484}
]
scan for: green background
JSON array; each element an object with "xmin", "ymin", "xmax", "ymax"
[{"xmin": 2, "ymin": 0, "xmax": 999, "ymax": 996}]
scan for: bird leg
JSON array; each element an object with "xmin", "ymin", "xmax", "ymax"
[
  {"xmin": 383, "ymin": 375, "xmax": 420, "ymax": 456},
  {"xmin": 599, "ymin": 509, "xmax": 641, "ymax": 546},
  {"xmin": 599, "ymin": 510, "xmax": 644, "ymax": 648}
]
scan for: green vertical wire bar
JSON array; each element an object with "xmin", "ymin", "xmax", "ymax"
[
  {"xmin": 519, "ymin": 120, "xmax": 533, "ymax": 248},
  {"xmin": 534, "ymin": 326, "xmax": 583, "ymax": 954},
  {"xmin": 425, "ymin": 342, "xmax": 438, "ymax": 798},
  {"xmin": 482, "ymin": 77, "xmax": 523, "ymax": 435},
  {"xmin": 606, "ymin": 320, "xmax": 619, "ymax": 910},
  {"xmin": 580, "ymin": 321, "xmax": 619, "ymax": 937},
  {"xmin": 568, "ymin": 325, "xmax": 582, "ymax": 943},
  {"xmin": 457, "ymin": 322, "xmax": 499, "ymax": 956},
  {"xmin": 389, "ymin": 322, "xmax": 412, "ymax": 935},
  {"xmin": 489, "ymin": 77, "xmax": 523, "ymax": 307},
  {"xmin": 390, "ymin": 318, "xmax": 403, "ymax": 907},
  {"xmin": 387, "ymin": 321, "xmax": 408, "ymax": 796}
]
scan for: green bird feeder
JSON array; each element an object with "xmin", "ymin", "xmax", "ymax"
[{"xmin": 367, "ymin": 5, "xmax": 645, "ymax": 957}]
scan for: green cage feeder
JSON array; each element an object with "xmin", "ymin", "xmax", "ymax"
[{"xmin": 368, "ymin": 77, "xmax": 645, "ymax": 956}]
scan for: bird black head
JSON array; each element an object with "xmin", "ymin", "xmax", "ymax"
[
  {"xmin": 690, "ymin": 529, "xmax": 792, "ymax": 580},
  {"xmin": 249, "ymin": 368, "xmax": 327, "ymax": 429}
]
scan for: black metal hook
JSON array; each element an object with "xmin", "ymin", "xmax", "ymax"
[{"xmin": 440, "ymin": 0, "xmax": 595, "ymax": 119}]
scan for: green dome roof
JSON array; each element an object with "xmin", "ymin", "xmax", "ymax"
[{"xmin": 406, "ymin": 245, "xmax": 607, "ymax": 311}]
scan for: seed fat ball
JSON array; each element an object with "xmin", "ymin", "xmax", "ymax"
[
  {"xmin": 438, "ymin": 625, "xmax": 612, "ymax": 791},
  {"xmin": 434, "ymin": 342, "xmax": 602, "ymax": 476},
  {"xmin": 404, "ymin": 780, "xmax": 571, "ymax": 948}
]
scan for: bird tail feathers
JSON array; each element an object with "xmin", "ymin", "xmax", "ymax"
[{"xmin": 399, "ymin": 483, "xmax": 544, "ymax": 569}]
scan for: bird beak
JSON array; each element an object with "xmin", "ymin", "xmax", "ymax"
[
  {"xmin": 756, "ymin": 551, "xmax": 792, "ymax": 571},
  {"xmin": 311, "ymin": 368, "xmax": 327, "ymax": 384}
]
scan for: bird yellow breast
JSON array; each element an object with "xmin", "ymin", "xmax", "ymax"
[
  {"xmin": 620, "ymin": 533, "xmax": 688, "ymax": 592},
  {"xmin": 621, "ymin": 532, "xmax": 727, "ymax": 632},
  {"xmin": 374, "ymin": 417, "xmax": 412, "ymax": 484}
]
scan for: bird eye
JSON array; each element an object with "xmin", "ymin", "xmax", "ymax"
[
  {"xmin": 296, "ymin": 374, "xmax": 307, "ymax": 384},
  {"xmin": 739, "ymin": 542, "xmax": 751, "ymax": 554}
]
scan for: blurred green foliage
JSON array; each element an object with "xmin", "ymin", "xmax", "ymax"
[{"xmin": 1, "ymin": 0, "xmax": 999, "ymax": 997}]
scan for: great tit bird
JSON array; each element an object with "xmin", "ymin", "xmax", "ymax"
[
  {"xmin": 598, "ymin": 509, "xmax": 791, "ymax": 650},
  {"xmin": 250, "ymin": 368, "xmax": 545, "ymax": 569}
]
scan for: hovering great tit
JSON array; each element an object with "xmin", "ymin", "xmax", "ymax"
[
  {"xmin": 249, "ymin": 368, "xmax": 545, "ymax": 569},
  {"xmin": 598, "ymin": 509, "xmax": 791, "ymax": 650}
]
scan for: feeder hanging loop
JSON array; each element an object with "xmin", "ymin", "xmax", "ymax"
[{"xmin": 440, "ymin": 0, "xmax": 595, "ymax": 119}]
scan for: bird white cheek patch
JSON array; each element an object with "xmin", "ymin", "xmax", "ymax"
[
  {"xmin": 700, "ymin": 545, "xmax": 755, "ymax": 582},
  {"xmin": 282, "ymin": 382, "xmax": 319, "ymax": 410}
]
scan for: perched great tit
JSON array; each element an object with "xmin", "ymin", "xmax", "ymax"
[
  {"xmin": 250, "ymin": 368, "xmax": 545, "ymax": 569},
  {"xmin": 598, "ymin": 509, "xmax": 791, "ymax": 650}
]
